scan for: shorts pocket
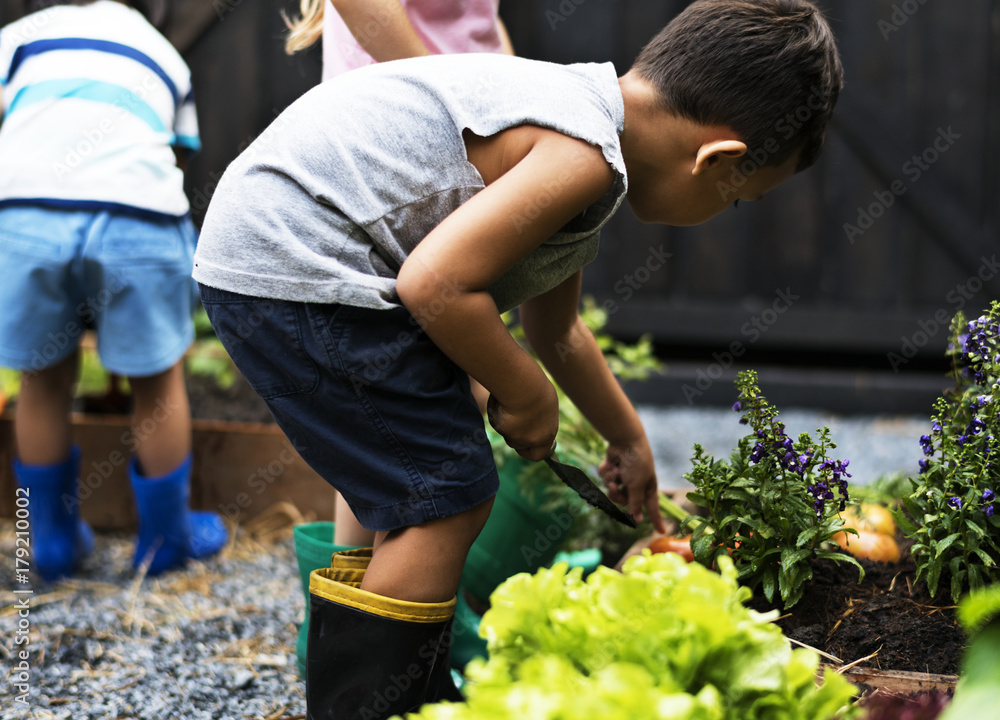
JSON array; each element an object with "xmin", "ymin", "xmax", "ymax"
[
  {"xmin": 202, "ymin": 296, "xmax": 320, "ymax": 400},
  {"xmin": 0, "ymin": 226, "xmax": 67, "ymax": 262},
  {"xmin": 100, "ymin": 215, "xmax": 185, "ymax": 265}
]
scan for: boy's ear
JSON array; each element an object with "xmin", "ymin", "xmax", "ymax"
[{"xmin": 692, "ymin": 140, "xmax": 747, "ymax": 175}]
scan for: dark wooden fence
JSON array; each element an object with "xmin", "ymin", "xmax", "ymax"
[
  {"xmin": 3, "ymin": 0, "xmax": 996, "ymax": 411},
  {"xmin": 503, "ymin": 0, "xmax": 1000, "ymax": 362}
]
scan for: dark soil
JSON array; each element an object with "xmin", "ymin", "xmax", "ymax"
[
  {"xmin": 750, "ymin": 540, "xmax": 965, "ymax": 677},
  {"xmin": 186, "ymin": 372, "xmax": 274, "ymax": 424}
]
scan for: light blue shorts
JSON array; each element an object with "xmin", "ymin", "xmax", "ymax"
[{"xmin": 0, "ymin": 205, "xmax": 198, "ymax": 376}]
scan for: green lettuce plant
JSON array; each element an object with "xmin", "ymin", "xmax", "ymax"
[
  {"xmin": 894, "ymin": 302, "xmax": 1000, "ymax": 602},
  {"xmin": 680, "ymin": 370, "xmax": 863, "ymax": 608},
  {"xmin": 400, "ymin": 552, "xmax": 857, "ymax": 720}
]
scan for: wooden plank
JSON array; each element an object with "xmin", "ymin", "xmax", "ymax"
[
  {"xmin": 830, "ymin": 92, "xmax": 1000, "ymax": 299},
  {"xmin": 621, "ymin": 362, "xmax": 949, "ymax": 416},
  {"xmin": 163, "ymin": 0, "xmax": 223, "ymax": 53},
  {"xmin": 0, "ymin": 412, "xmax": 334, "ymax": 530},
  {"xmin": 603, "ymin": 297, "xmax": 960, "ymax": 357},
  {"xmin": 833, "ymin": 666, "xmax": 958, "ymax": 696}
]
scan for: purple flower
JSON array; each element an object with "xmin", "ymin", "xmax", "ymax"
[
  {"xmin": 983, "ymin": 489, "xmax": 995, "ymax": 503},
  {"xmin": 749, "ymin": 442, "xmax": 766, "ymax": 463},
  {"xmin": 988, "ymin": 505, "xmax": 995, "ymax": 519},
  {"xmin": 808, "ymin": 481, "xmax": 835, "ymax": 518},
  {"xmin": 918, "ymin": 458, "xmax": 930, "ymax": 474},
  {"xmin": 732, "ymin": 401, "xmax": 743, "ymax": 412},
  {"xmin": 931, "ymin": 421, "xmax": 943, "ymax": 434},
  {"xmin": 948, "ymin": 496, "xmax": 963, "ymax": 510},
  {"xmin": 968, "ymin": 418, "xmax": 987, "ymax": 435},
  {"xmin": 920, "ymin": 435, "xmax": 934, "ymax": 456}
]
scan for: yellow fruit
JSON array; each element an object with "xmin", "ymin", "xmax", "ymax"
[
  {"xmin": 840, "ymin": 503, "xmax": 897, "ymax": 537},
  {"xmin": 832, "ymin": 529, "xmax": 901, "ymax": 563}
]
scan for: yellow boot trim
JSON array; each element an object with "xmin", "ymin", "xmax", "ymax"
[
  {"xmin": 310, "ymin": 567, "xmax": 456, "ymax": 623},
  {"xmin": 328, "ymin": 547, "xmax": 373, "ymax": 587},
  {"xmin": 332, "ymin": 547, "xmax": 372, "ymax": 570}
]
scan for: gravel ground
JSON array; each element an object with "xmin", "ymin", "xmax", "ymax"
[
  {"xmin": 1, "ymin": 518, "xmax": 308, "ymax": 720},
  {"xmin": 1, "ymin": 406, "xmax": 930, "ymax": 719},
  {"xmin": 639, "ymin": 404, "xmax": 928, "ymax": 490}
]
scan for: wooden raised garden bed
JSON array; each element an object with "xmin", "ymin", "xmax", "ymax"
[{"xmin": 0, "ymin": 408, "xmax": 333, "ymax": 530}]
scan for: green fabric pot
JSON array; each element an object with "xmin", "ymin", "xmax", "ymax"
[
  {"xmin": 459, "ymin": 457, "xmax": 577, "ymax": 606},
  {"xmin": 293, "ymin": 521, "xmax": 358, "ymax": 678},
  {"xmin": 450, "ymin": 590, "xmax": 488, "ymax": 671}
]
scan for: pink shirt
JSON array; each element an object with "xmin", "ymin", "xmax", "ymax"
[{"xmin": 321, "ymin": 0, "xmax": 504, "ymax": 81}]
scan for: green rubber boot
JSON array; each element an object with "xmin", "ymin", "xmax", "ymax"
[{"xmin": 293, "ymin": 521, "xmax": 359, "ymax": 677}]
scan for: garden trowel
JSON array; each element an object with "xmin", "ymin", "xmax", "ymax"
[{"xmin": 543, "ymin": 450, "xmax": 637, "ymax": 528}]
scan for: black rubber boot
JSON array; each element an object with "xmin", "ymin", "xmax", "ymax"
[
  {"xmin": 424, "ymin": 616, "xmax": 464, "ymax": 704},
  {"xmin": 306, "ymin": 549, "xmax": 458, "ymax": 720}
]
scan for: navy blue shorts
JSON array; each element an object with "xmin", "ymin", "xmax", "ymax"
[{"xmin": 198, "ymin": 284, "xmax": 499, "ymax": 532}]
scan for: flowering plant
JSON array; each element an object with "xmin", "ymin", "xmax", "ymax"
[
  {"xmin": 894, "ymin": 302, "xmax": 1000, "ymax": 602},
  {"xmin": 680, "ymin": 370, "xmax": 863, "ymax": 608}
]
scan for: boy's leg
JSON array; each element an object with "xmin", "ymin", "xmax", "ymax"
[
  {"xmin": 126, "ymin": 360, "xmax": 227, "ymax": 574},
  {"xmin": 307, "ymin": 500, "xmax": 493, "ymax": 718},
  {"xmin": 12, "ymin": 349, "xmax": 95, "ymax": 580},
  {"xmin": 364, "ymin": 497, "xmax": 494, "ymax": 603},
  {"xmin": 126, "ymin": 360, "xmax": 191, "ymax": 476},
  {"xmin": 14, "ymin": 349, "xmax": 78, "ymax": 465},
  {"xmin": 334, "ymin": 492, "xmax": 376, "ymax": 547}
]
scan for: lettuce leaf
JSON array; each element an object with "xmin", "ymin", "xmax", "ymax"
[{"xmin": 400, "ymin": 553, "xmax": 857, "ymax": 720}]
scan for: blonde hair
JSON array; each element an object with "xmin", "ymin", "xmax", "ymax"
[{"xmin": 283, "ymin": 0, "xmax": 325, "ymax": 55}]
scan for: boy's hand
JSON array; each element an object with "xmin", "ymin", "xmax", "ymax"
[
  {"xmin": 486, "ymin": 370, "xmax": 559, "ymax": 462},
  {"xmin": 599, "ymin": 437, "xmax": 666, "ymax": 533}
]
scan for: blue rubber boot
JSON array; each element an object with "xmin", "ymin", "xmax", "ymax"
[
  {"xmin": 129, "ymin": 454, "xmax": 228, "ymax": 575},
  {"xmin": 13, "ymin": 446, "xmax": 95, "ymax": 582}
]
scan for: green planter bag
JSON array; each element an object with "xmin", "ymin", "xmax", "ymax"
[
  {"xmin": 459, "ymin": 457, "xmax": 578, "ymax": 607},
  {"xmin": 292, "ymin": 521, "xmax": 360, "ymax": 677}
]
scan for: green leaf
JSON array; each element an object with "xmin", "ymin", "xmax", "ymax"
[
  {"xmin": 686, "ymin": 492, "xmax": 710, "ymax": 508},
  {"xmin": 927, "ymin": 560, "xmax": 943, "ymax": 597},
  {"xmin": 934, "ymin": 532, "xmax": 962, "ymax": 559},
  {"xmin": 951, "ymin": 569, "xmax": 967, "ymax": 604},
  {"xmin": 967, "ymin": 564, "xmax": 983, "ymax": 592},
  {"xmin": 761, "ymin": 565, "xmax": 777, "ymax": 602},
  {"xmin": 815, "ymin": 551, "xmax": 865, "ymax": 583},
  {"xmin": 781, "ymin": 547, "xmax": 812, "ymax": 567},
  {"xmin": 795, "ymin": 526, "xmax": 821, "ymax": 548},
  {"xmin": 892, "ymin": 504, "xmax": 919, "ymax": 535}
]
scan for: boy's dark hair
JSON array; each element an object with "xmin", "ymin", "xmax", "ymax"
[
  {"xmin": 632, "ymin": 0, "xmax": 843, "ymax": 171},
  {"xmin": 28, "ymin": 0, "xmax": 169, "ymax": 29}
]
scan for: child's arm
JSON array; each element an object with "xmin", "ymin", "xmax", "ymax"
[
  {"xmin": 396, "ymin": 127, "xmax": 612, "ymax": 463},
  {"xmin": 331, "ymin": 0, "xmax": 432, "ymax": 61},
  {"xmin": 520, "ymin": 274, "xmax": 666, "ymax": 531}
]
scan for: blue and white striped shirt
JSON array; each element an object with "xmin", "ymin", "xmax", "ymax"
[{"xmin": 0, "ymin": 1, "xmax": 199, "ymax": 218}]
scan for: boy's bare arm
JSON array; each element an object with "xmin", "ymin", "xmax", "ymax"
[
  {"xmin": 331, "ymin": 0, "xmax": 431, "ymax": 61},
  {"xmin": 396, "ymin": 128, "xmax": 613, "ymax": 462},
  {"xmin": 520, "ymin": 274, "xmax": 666, "ymax": 530}
]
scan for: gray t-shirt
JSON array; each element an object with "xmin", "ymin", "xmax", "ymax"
[{"xmin": 193, "ymin": 53, "xmax": 627, "ymax": 313}]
